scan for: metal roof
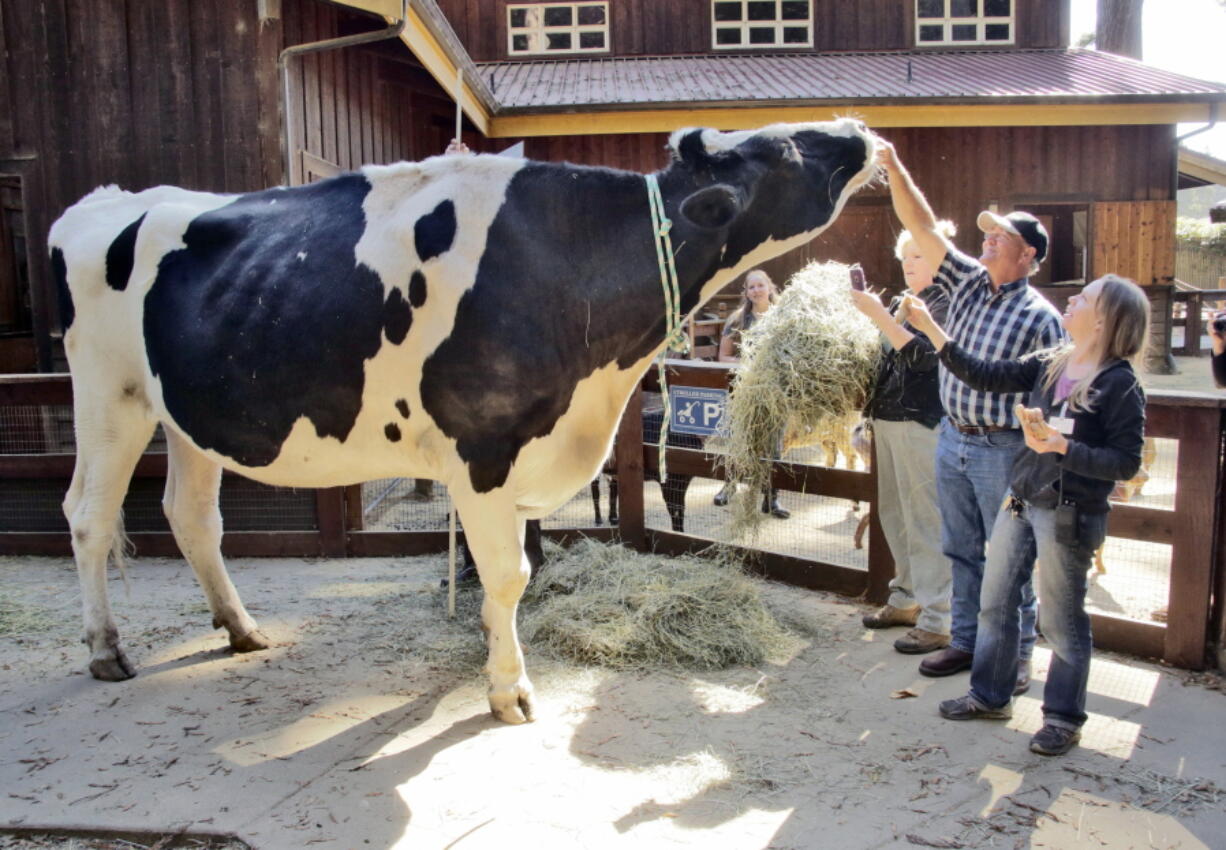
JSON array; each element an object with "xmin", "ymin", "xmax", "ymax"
[{"xmin": 480, "ymin": 49, "xmax": 1226, "ymax": 113}]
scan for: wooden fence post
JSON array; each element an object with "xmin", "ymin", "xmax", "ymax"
[
  {"xmin": 1164, "ymin": 406, "xmax": 1222, "ymax": 669},
  {"xmin": 315, "ymin": 487, "xmax": 348, "ymax": 557},
  {"xmin": 615, "ymin": 386, "xmax": 646, "ymax": 551},
  {"xmin": 864, "ymin": 429, "xmax": 893, "ymax": 604}
]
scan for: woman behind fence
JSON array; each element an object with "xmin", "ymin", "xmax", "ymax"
[
  {"xmin": 906, "ymin": 274, "xmax": 1148, "ymax": 756},
  {"xmin": 715, "ymin": 269, "xmax": 789, "ymax": 519},
  {"xmin": 849, "ymin": 224, "xmax": 955, "ymax": 655}
]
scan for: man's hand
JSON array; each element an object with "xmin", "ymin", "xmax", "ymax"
[
  {"xmin": 445, "ymin": 138, "xmax": 472, "ymax": 156},
  {"xmin": 875, "ymin": 139, "xmax": 901, "ymax": 174},
  {"xmin": 1210, "ymin": 309, "xmax": 1226, "ymax": 356}
]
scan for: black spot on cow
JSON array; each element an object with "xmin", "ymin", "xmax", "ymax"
[
  {"xmin": 383, "ymin": 287, "xmax": 412, "ymax": 345},
  {"xmin": 105, "ymin": 213, "xmax": 147, "ymax": 291},
  {"xmin": 51, "ymin": 247, "xmax": 74, "ymax": 331},
  {"xmin": 420, "ymin": 163, "xmax": 731, "ymax": 493},
  {"xmin": 413, "ymin": 200, "xmax": 456, "ymax": 262},
  {"xmin": 144, "ymin": 175, "xmax": 386, "ymax": 467},
  {"xmin": 395, "ymin": 399, "xmax": 409, "ymax": 418},
  {"xmin": 384, "ymin": 422, "xmax": 401, "ymax": 442},
  {"xmin": 408, "ymin": 270, "xmax": 427, "ymax": 308}
]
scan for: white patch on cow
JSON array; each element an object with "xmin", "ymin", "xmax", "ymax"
[
  {"xmin": 667, "ymin": 117, "xmax": 866, "ymax": 157},
  {"xmin": 296, "ymin": 251, "xmax": 307, "ymax": 262}
]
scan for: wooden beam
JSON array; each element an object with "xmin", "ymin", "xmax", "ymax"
[
  {"xmin": 396, "ymin": 7, "xmax": 490, "ymax": 134},
  {"xmin": 488, "ymin": 102, "xmax": 1218, "ymax": 139},
  {"xmin": 614, "ymin": 387, "xmax": 646, "ymax": 550}
]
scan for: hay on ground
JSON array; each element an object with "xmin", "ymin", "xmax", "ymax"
[
  {"xmin": 721, "ymin": 261, "xmax": 881, "ymax": 535},
  {"xmin": 519, "ymin": 538, "xmax": 799, "ymax": 670},
  {"xmin": 0, "ymin": 590, "xmax": 55, "ymax": 638}
]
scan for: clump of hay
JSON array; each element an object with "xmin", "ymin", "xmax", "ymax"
[
  {"xmin": 0, "ymin": 589, "xmax": 55, "ymax": 638},
  {"xmin": 721, "ymin": 261, "xmax": 881, "ymax": 535},
  {"xmin": 519, "ymin": 538, "xmax": 798, "ymax": 670}
]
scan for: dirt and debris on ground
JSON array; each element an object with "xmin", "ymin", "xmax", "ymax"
[{"xmin": 1, "ymin": 552, "xmax": 1223, "ymax": 849}]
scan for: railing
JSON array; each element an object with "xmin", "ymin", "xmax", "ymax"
[
  {"xmin": 1171, "ymin": 287, "xmax": 1226, "ymax": 357},
  {"xmin": 3, "ymin": 369, "xmax": 1224, "ymax": 670}
]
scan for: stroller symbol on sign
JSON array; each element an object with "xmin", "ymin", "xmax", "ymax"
[{"xmin": 676, "ymin": 400, "xmax": 701, "ymax": 425}]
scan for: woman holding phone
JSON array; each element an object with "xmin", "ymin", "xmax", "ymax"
[{"xmin": 905, "ymin": 274, "xmax": 1148, "ymax": 756}]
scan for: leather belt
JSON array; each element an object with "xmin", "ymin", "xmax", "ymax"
[{"xmin": 953, "ymin": 423, "xmax": 1017, "ymax": 435}]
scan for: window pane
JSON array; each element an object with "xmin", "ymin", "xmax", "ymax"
[
  {"xmin": 577, "ymin": 5, "xmax": 606, "ymax": 25},
  {"xmin": 783, "ymin": 25, "xmax": 808, "ymax": 43},
  {"xmin": 509, "ymin": 8, "xmax": 527, "ymax": 28},
  {"xmin": 951, "ymin": 23, "xmax": 977, "ymax": 40},
  {"xmin": 579, "ymin": 30, "xmax": 605, "ymax": 48},
  {"xmin": 546, "ymin": 31, "xmax": 573, "ymax": 49},
  {"xmin": 747, "ymin": 1, "xmax": 776, "ymax": 21},
  {"xmin": 781, "ymin": 1, "xmax": 809, "ymax": 20},
  {"xmin": 512, "ymin": 33, "xmax": 529, "ymax": 51},
  {"xmin": 950, "ymin": 0, "xmax": 977, "ymax": 17},
  {"xmin": 918, "ymin": 23, "xmax": 944, "ymax": 41},
  {"xmin": 714, "ymin": 2, "xmax": 743, "ymax": 21},
  {"xmin": 749, "ymin": 26, "xmax": 776, "ymax": 43},
  {"xmin": 917, "ymin": 0, "xmax": 944, "ymax": 19},
  {"xmin": 543, "ymin": 7, "xmax": 573, "ymax": 26},
  {"xmin": 984, "ymin": 23, "xmax": 1010, "ymax": 40},
  {"xmin": 984, "ymin": 0, "xmax": 1010, "ymax": 15},
  {"xmin": 715, "ymin": 26, "xmax": 743, "ymax": 44}
]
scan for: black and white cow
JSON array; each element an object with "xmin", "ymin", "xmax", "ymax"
[{"xmin": 50, "ymin": 119, "xmax": 878, "ymax": 723}]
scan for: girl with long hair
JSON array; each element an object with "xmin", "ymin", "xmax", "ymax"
[{"xmin": 906, "ymin": 274, "xmax": 1149, "ymax": 756}]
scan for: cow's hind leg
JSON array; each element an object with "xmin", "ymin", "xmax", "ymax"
[
  {"xmin": 163, "ymin": 429, "xmax": 269, "ymax": 652},
  {"xmin": 64, "ymin": 401, "xmax": 156, "ymax": 681},
  {"xmin": 453, "ymin": 493, "xmax": 534, "ymax": 724}
]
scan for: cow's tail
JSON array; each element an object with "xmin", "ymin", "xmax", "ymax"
[{"xmin": 109, "ymin": 510, "xmax": 134, "ymax": 594}]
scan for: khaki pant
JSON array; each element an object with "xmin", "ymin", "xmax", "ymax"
[{"xmin": 872, "ymin": 418, "xmax": 949, "ymax": 635}]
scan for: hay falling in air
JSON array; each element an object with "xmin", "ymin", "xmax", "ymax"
[
  {"xmin": 519, "ymin": 538, "xmax": 799, "ymax": 670},
  {"xmin": 722, "ymin": 261, "xmax": 881, "ymax": 535}
]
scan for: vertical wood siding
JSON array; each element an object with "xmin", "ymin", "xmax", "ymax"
[{"xmin": 0, "ymin": 0, "xmax": 474, "ymax": 361}]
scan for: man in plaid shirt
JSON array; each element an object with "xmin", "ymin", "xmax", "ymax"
[{"xmin": 878, "ymin": 141, "xmax": 1065, "ymax": 684}]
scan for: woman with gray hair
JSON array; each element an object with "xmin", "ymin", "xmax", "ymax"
[{"xmin": 849, "ymin": 223, "xmax": 955, "ymax": 654}]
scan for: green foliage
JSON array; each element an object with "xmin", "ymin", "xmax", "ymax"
[{"xmin": 1176, "ymin": 217, "xmax": 1226, "ymax": 255}]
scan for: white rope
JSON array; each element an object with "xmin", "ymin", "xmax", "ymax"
[{"xmin": 645, "ymin": 174, "xmax": 689, "ymax": 482}]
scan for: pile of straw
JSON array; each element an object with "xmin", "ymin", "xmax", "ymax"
[
  {"xmin": 520, "ymin": 538, "xmax": 798, "ymax": 670},
  {"xmin": 721, "ymin": 261, "xmax": 881, "ymax": 534}
]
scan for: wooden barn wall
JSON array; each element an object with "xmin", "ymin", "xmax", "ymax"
[
  {"xmin": 526, "ymin": 123, "xmax": 1175, "ymax": 295},
  {"xmin": 436, "ymin": 0, "xmax": 1065, "ymax": 62},
  {"xmin": 0, "ymin": 0, "xmax": 472, "ymax": 370}
]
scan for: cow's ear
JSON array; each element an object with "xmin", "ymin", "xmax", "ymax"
[{"xmin": 679, "ymin": 184, "xmax": 742, "ymax": 230}]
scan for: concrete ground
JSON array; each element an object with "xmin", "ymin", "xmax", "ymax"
[{"xmin": 2, "ymin": 553, "xmax": 1224, "ymax": 850}]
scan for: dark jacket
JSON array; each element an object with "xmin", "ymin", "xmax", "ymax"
[
  {"xmin": 939, "ymin": 342, "xmax": 1146, "ymax": 514},
  {"xmin": 1213, "ymin": 350, "xmax": 1226, "ymax": 389},
  {"xmin": 863, "ymin": 286, "xmax": 949, "ymax": 429}
]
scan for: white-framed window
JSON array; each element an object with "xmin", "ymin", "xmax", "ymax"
[
  {"xmin": 711, "ymin": 1, "xmax": 813, "ymax": 50},
  {"xmin": 915, "ymin": 0, "xmax": 1014, "ymax": 46},
  {"xmin": 507, "ymin": 3, "xmax": 610, "ymax": 56}
]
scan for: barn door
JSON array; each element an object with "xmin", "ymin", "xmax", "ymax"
[{"xmin": 1090, "ymin": 200, "xmax": 1176, "ymax": 285}]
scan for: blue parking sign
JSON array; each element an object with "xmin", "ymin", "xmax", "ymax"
[{"xmin": 669, "ymin": 386, "xmax": 728, "ymax": 436}]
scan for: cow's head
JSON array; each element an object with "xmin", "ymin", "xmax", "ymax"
[{"xmin": 665, "ymin": 118, "xmax": 879, "ymax": 271}]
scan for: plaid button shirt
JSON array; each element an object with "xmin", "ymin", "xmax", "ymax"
[{"xmin": 931, "ymin": 248, "xmax": 1066, "ymax": 428}]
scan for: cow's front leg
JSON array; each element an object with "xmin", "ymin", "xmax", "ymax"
[{"xmin": 454, "ymin": 493, "xmax": 535, "ymax": 723}]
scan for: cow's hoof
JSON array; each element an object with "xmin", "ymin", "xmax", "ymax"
[
  {"xmin": 229, "ymin": 628, "xmax": 271, "ymax": 653},
  {"xmin": 489, "ymin": 683, "xmax": 535, "ymax": 724},
  {"xmin": 89, "ymin": 647, "xmax": 136, "ymax": 681}
]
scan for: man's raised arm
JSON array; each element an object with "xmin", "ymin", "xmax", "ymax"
[{"xmin": 879, "ymin": 140, "xmax": 950, "ymax": 277}]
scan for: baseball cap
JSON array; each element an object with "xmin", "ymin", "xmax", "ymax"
[{"xmin": 977, "ymin": 210, "xmax": 1048, "ymax": 265}]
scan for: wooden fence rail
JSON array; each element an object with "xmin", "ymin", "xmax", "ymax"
[{"xmin": 3, "ymin": 370, "xmax": 1225, "ymax": 670}]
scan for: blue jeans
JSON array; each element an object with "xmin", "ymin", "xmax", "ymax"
[
  {"xmin": 969, "ymin": 501, "xmax": 1107, "ymax": 729},
  {"xmin": 935, "ymin": 419, "xmax": 1036, "ymax": 657}
]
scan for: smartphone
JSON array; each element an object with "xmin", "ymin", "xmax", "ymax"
[{"xmin": 849, "ymin": 264, "xmax": 866, "ymax": 292}]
